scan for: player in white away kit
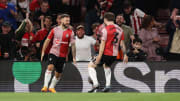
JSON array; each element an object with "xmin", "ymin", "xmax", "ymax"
[{"xmin": 88, "ymin": 12, "xmax": 128, "ymax": 93}]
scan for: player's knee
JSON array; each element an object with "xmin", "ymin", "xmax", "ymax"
[
  {"xmin": 103, "ymin": 64, "xmax": 110, "ymax": 68},
  {"xmin": 47, "ymin": 64, "xmax": 54, "ymax": 71},
  {"xmin": 55, "ymin": 72, "xmax": 61, "ymax": 79}
]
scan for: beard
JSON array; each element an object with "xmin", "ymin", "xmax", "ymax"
[
  {"xmin": 117, "ymin": 22, "xmax": 122, "ymax": 26},
  {"xmin": 77, "ymin": 35, "xmax": 84, "ymax": 39},
  {"xmin": 62, "ymin": 23, "xmax": 69, "ymax": 28}
]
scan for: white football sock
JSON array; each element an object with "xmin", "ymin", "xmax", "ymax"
[
  {"xmin": 49, "ymin": 76, "xmax": 60, "ymax": 89},
  {"xmin": 43, "ymin": 70, "xmax": 52, "ymax": 87},
  {"xmin": 88, "ymin": 67, "xmax": 98, "ymax": 87},
  {"xmin": 104, "ymin": 67, "xmax": 111, "ymax": 87}
]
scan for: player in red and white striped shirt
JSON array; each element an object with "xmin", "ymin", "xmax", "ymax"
[
  {"xmin": 88, "ymin": 12, "xmax": 128, "ymax": 93},
  {"xmin": 41, "ymin": 14, "xmax": 76, "ymax": 93}
]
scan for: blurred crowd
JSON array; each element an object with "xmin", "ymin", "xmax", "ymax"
[{"xmin": 0, "ymin": 0, "xmax": 180, "ymax": 62}]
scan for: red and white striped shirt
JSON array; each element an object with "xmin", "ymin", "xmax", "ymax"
[
  {"xmin": 130, "ymin": 8, "xmax": 145, "ymax": 34},
  {"xmin": 101, "ymin": 24, "xmax": 123, "ymax": 56},
  {"xmin": 94, "ymin": 24, "xmax": 106, "ymax": 52},
  {"xmin": 47, "ymin": 26, "xmax": 75, "ymax": 58}
]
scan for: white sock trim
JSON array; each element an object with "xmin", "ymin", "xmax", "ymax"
[
  {"xmin": 43, "ymin": 70, "xmax": 52, "ymax": 87},
  {"xmin": 104, "ymin": 67, "xmax": 111, "ymax": 87}
]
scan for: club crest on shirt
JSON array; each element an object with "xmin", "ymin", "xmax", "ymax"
[{"xmin": 66, "ymin": 34, "xmax": 69, "ymax": 38}]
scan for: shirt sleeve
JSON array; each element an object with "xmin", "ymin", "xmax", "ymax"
[
  {"xmin": 11, "ymin": 4, "xmax": 16, "ymax": 12},
  {"xmin": 89, "ymin": 36, "xmax": 96, "ymax": 45},
  {"xmin": 135, "ymin": 8, "xmax": 146, "ymax": 18},
  {"xmin": 47, "ymin": 29, "xmax": 54, "ymax": 40},
  {"xmin": 70, "ymin": 31, "xmax": 75, "ymax": 44},
  {"xmin": 101, "ymin": 28, "xmax": 107, "ymax": 41},
  {"xmin": 129, "ymin": 27, "xmax": 134, "ymax": 35},
  {"xmin": 8, "ymin": 3, "xmax": 16, "ymax": 12}
]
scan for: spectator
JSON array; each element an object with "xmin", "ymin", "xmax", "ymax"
[
  {"xmin": 52, "ymin": 13, "xmax": 62, "ymax": 27},
  {"xmin": 91, "ymin": 22, "xmax": 100, "ymax": 40},
  {"xmin": 15, "ymin": 18, "xmax": 34, "ymax": 47},
  {"xmin": 122, "ymin": 0, "xmax": 146, "ymax": 35},
  {"xmin": 166, "ymin": 8, "xmax": 180, "ymax": 60},
  {"xmin": 0, "ymin": 21, "xmax": 15, "ymax": 59},
  {"xmin": 0, "ymin": 0, "xmax": 17, "ymax": 30},
  {"xmin": 9, "ymin": 0, "xmax": 28, "ymax": 25},
  {"xmin": 15, "ymin": 13, "xmax": 37, "ymax": 61},
  {"xmin": 17, "ymin": 0, "xmax": 28, "ymax": 23},
  {"xmin": 116, "ymin": 14, "xmax": 135, "ymax": 51},
  {"xmin": 138, "ymin": 15, "xmax": 162, "ymax": 61},
  {"xmin": 127, "ymin": 38, "xmax": 147, "ymax": 61},
  {"xmin": 92, "ymin": 23, "xmax": 106, "ymax": 53},
  {"xmin": 75, "ymin": 25, "xmax": 96, "ymax": 61},
  {"xmin": 32, "ymin": 16, "xmax": 53, "ymax": 60},
  {"xmin": 33, "ymin": 0, "xmax": 51, "ymax": 29}
]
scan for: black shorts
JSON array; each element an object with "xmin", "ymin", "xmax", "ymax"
[
  {"xmin": 91, "ymin": 54, "xmax": 116, "ymax": 67},
  {"xmin": 48, "ymin": 54, "xmax": 66, "ymax": 73}
]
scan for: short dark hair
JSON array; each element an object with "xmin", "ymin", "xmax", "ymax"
[
  {"xmin": 104, "ymin": 12, "xmax": 115, "ymax": 21},
  {"xmin": 123, "ymin": 0, "xmax": 132, "ymax": 9},
  {"xmin": 133, "ymin": 38, "xmax": 142, "ymax": 44},
  {"xmin": 92, "ymin": 22, "xmax": 100, "ymax": 30},
  {"xmin": 57, "ymin": 13, "xmax": 62, "ymax": 17},
  {"xmin": 40, "ymin": 0, "xmax": 49, "ymax": 5},
  {"xmin": 44, "ymin": 16, "xmax": 52, "ymax": 21},
  {"xmin": 60, "ymin": 14, "xmax": 70, "ymax": 19},
  {"xmin": 141, "ymin": 15, "xmax": 154, "ymax": 29}
]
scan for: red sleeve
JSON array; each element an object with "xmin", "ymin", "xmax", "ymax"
[
  {"xmin": 0, "ymin": 3, "xmax": 7, "ymax": 9},
  {"xmin": 70, "ymin": 31, "xmax": 75, "ymax": 44},
  {"xmin": 29, "ymin": 0, "xmax": 40, "ymax": 11},
  {"xmin": 29, "ymin": 0, "xmax": 35, "ymax": 11},
  {"xmin": 32, "ymin": 31, "xmax": 40, "ymax": 43},
  {"xmin": 121, "ymin": 32, "xmax": 124, "ymax": 40},
  {"xmin": 47, "ymin": 29, "xmax": 54, "ymax": 40}
]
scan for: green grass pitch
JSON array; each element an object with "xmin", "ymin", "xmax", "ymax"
[{"xmin": 0, "ymin": 93, "xmax": 180, "ymax": 101}]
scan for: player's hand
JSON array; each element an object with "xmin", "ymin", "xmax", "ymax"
[
  {"xmin": 95, "ymin": 55, "xmax": 101, "ymax": 65},
  {"xmin": 153, "ymin": 37, "xmax": 160, "ymax": 42},
  {"xmin": 123, "ymin": 54, "xmax": 128, "ymax": 64},
  {"xmin": 73, "ymin": 58, "xmax": 76, "ymax": 65},
  {"xmin": 171, "ymin": 8, "xmax": 178, "ymax": 20},
  {"xmin": 39, "ymin": 15, "xmax": 44, "ymax": 21},
  {"xmin": 41, "ymin": 52, "xmax": 44, "ymax": 61}
]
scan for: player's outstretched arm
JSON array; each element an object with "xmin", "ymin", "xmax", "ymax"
[
  {"xmin": 120, "ymin": 40, "xmax": 128, "ymax": 64},
  {"xmin": 41, "ymin": 39, "xmax": 50, "ymax": 61}
]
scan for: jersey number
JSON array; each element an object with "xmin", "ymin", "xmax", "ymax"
[{"xmin": 113, "ymin": 32, "xmax": 119, "ymax": 44}]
